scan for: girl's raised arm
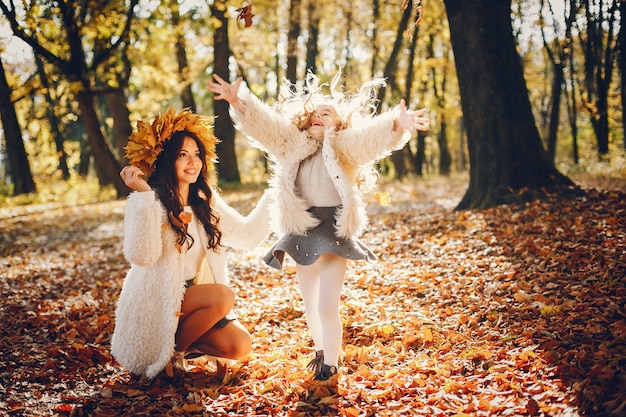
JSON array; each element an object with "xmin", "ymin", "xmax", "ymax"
[{"xmin": 207, "ymin": 74, "xmax": 245, "ymax": 113}]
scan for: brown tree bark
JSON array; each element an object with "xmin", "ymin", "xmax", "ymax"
[
  {"xmin": 75, "ymin": 90, "xmax": 127, "ymax": 191},
  {"xmin": 286, "ymin": 0, "xmax": 301, "ymax": 85},
  {"xmin": 34, "ymin": 53, "xmax": 70, "ymax": 179},
  {"xmin": 172, "ymin": 0, "xmax": 197, "ymax": 111},
  {"xmin": 579, "ymin": 0, "xmax": 619, "ymax": 157},
  {"xmin": 444, "ymin": 0, "xmax": 573, "ymax": 210},
  {"xmin": 211, "ymin": 0, "xmax": 240, "ymax": 183},
  {"xmin": 619, "ymin": 0, "xmax": 626, "ymax": 151},
  {"xmin": 0, "ymin": 56, "xmax": 36, "ymax": 195},
  {"xmin": 104, "ymin": 89, "xmax": 133, "ymax": 161},
  {"xmin": 305, "ymin": 1, "xmax": 319, "ymax": 74}
]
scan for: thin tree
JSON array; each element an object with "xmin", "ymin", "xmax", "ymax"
[
  {"xmin": 0, "ymin": 55, "xmax": 36, "ymax": 195},
  {"xmin": 540, "ymin": 0, "xmax": 572, "ymax": 162},
  {"xmin": 375, "ymin": 0, "xmax": 413, "ymax": 178},
  {"xmin": 172, "ymin": 0, "xmax": 197, "ymax": 111},
  {"xmin": 578, "ymin": 0, "xmax": 619, "ymax": 157},
  {"xmin": 210, "ymin": 0, "xmax": 240, "ymax": 183},
  {"xmin": 286, "ymin": 0, "xmax": 302, "ymax": 85},
  {"xmin": 370, "ymin": 0, "xmax": 381, "ymax": 77},
  {"xmin": 33, "ymin": 53, "xmax": 70, "ymax": 179},
  {"xmin": 618, "ymin": 0, "xmax": 625, "ymax": 151},
  {"xmin": 444, "ymin": 0, "xmax": 573, "ymax": 210},
  {"xmin": 305, "ymin": 0, "xmax": 320, "ymax": 74}
]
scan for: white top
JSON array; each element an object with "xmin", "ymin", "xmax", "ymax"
[
  {"xmin": 295, "ymin": 145, "xmax": 341, "ymax": 207},
  {"xmin": 183, "ymin": 206, "xmax": 205, "ymax": 280}
]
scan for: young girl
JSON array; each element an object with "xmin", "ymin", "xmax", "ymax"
[
  {"xmin": 111, "ymin": 108, "xmax": 272, "ymax": 379},
  {"xmin": 208, "ymin": 72, "xmax": 430, "ymax": 380}
]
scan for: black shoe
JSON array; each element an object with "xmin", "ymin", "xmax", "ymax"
[
  {"xmin": 306, "ymin": 350, "xmax": 324, "ymax": 373},
  {"xmin": 313, "ymin": 363, "xmax": 337, "ymax": 381}
]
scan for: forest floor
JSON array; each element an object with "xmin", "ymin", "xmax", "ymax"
[{"xmin": 0, "ymin": 173, "xmax": 625, "ymax": 417}]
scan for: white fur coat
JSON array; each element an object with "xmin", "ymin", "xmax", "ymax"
[
  {"xmin": 111, "ymin": 189, "xmax": 271, "ymax": 378},
  {"xmin": 230, "ymin": 86, "xmax": 411, "ymax": 239}
]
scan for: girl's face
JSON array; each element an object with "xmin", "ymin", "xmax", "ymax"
[
  {"xmin": 174, "ymin": 137, "xmax": 202, "ymax": 187},
  {"xmin": 307, "ymin": 105, "xmax": 336, "ymax": 138}
]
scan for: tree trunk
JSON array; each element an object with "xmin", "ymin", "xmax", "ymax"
[
  {"xmin": 34, "ymin": 53, "xmax": 70, "ymax": 179},
  {"xmin": 0, "ymin": 56, "xmax": 36, "ymax": 195},
  {"xmin": 426, "ymin": 31, "xmax": 452, "ymax": 176},
  {"xmin": 438, "ymin": 114, "xmax": 451, "ymax": 176},
  {"xmin": 105, "ymin": 89, "xmax": 132, "ymax": 161},
  {"xmin": 617, "ymin": 1, "xmax": 626, "ymax": 151},
  {"xmin": 444, "ymin": 0, "xmax": 573, "ymax": 210},
  {"xmin": 376, "ymin": 0, "xmax": 412, "ymax": 179},
  {"xmin": 286, "ymin": 0, "xmax": 301, "ymax": 85},
  {"xmin": 580, "ymin": 0, "xmax": 618, "ymax": 157},
  {"xmin": 546, "ymin": 63, "xmax": 564, "ymax": 161},
  {"xmin": 211, "ymin": 0, "xmax": 240, "ymax": 183},
  {"xmin": 305, "ymin": 1, "xmax": 319, "ymax": 74},
  {"xmin": 173, "ymin": 0, "xmax": 196, "ymax": 111},
  {"xmin": 75, "ymin": 90, "xmax": 127, "ymax": 195},
  {"xmin": 370, "ymin": 0, "xmax": 380, "ymax": 76},
  {"xmin": 396, "ymin": 9, "xmax": 421, "ymax": 179},
  {"xmin": 376, "ymin": 1, "xmax": 412, "ymax": 108},
  {"xmin": 412, "ymin": 131, "xmax": 426, "ymax": 177}
]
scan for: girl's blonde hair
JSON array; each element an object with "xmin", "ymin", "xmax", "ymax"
[
  {"xmin": 274, "ymin": 70, "xmax": 386, "ymax": 192},
  {"xmin": 274, "ymin": 70, "xmax": 386, "ymax": 133}
]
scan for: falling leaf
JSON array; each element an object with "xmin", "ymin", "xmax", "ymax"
[{"xmin": 235, "ymin": 4, "xmax": 255, "ymax": 28}]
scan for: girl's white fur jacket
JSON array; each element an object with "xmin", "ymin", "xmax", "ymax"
[
  {"xmin": 230, "ymin": 86, "xmax": 412, "ymax": 239},
  {"xmin": 111, "ymin": 189, "xmax": 271, "ymax": 379}
]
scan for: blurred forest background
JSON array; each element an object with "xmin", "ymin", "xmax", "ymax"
[{"xmin": 0, "ymin": 0, "xmax": 623, "ymax": 207}]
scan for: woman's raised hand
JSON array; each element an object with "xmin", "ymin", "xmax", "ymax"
[{"xmin": 120, "ymin": 166, "xmax": 151, "ymax": 192}]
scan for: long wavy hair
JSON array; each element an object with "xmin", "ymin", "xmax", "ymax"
[{"xmin": 148, "ymin": 131, "xmax": 222, "ymax": 252}]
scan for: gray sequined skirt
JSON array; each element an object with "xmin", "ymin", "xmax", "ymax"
[{"xmin": 264, "ymin": 206, "xmax": 377, "ymax": 269}]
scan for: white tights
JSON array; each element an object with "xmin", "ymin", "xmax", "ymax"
[{"xmin": 296, "ymin": 254, "xmax": 347, "ymax": 368}]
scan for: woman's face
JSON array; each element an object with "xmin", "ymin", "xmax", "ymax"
[
  {"xmin": 174, "ymin": 137, "xmax": 202, "ymax": 187},
  {"xmin": 307, "ymin": 105, "xmax": 336, "ymax": 138}
]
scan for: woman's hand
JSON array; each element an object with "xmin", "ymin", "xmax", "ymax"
[
  {"xmin": 395, "ymin": 99, "xmax": 430, "ymax": 132},
  {"xmin": 120, "ymin": 166, "xmax": 151, "ymax": 192},
  {"xmin": 207, "ymin": 75, "xmax": 243, "ymax": 111}
]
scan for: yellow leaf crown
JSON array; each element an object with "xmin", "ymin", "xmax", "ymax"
[{"xmin": 124, "ymin": 107, "xmax": 219, "ymax": 178}]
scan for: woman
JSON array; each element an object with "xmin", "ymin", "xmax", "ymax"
[{"xmin": 111, "ymin": 108, "xmax": 272, "ymax": 379}]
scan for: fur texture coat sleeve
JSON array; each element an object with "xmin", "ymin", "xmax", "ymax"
[{"xmin": 112, "ymin": 191, "xmax": 185, "ymax": 378}]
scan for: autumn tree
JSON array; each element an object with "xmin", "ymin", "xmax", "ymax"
[
  {"xmin": 619, "ymin": 0, "xmax": 626, "ymax": 150},
  {"xmin": 0, "ymin": 0, "xmax": 137, "ymax": 197},
  {"xmin": 578, "ymin": 0, "xmax": 620, "ymax": 157},
  {"xmin": 0, "ymin": 55, "xmax": 36, "ymax": 195},
  {"xmin": 33, "ymin": 53, "xmax": 71, "ymax": 179},
  {"xmin": 210, "ymin": 0, "xmax": 240, "ymax": 183},
  {"xmin": 171, "ymin": 0, "xmax": 197, "ymax": 111},
  {"xmin": 305, "ymin": 0, "xmax": 320, "ymax": 73},
  {"xmin": 444, "ymin": 0, "xmax": 573, "ymax": 210},
  {"xmin": 540, "ymin": 0, "xmax": 577, "ymax": 162},
  {"xmin": 375, "ymin": 1, "xmax": 413, "ymax": 178},
  {"xmin": 286, "ymin": 0, "xmax": 301, "ymax": 85}
]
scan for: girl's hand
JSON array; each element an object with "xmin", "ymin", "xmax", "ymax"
[
  {"xmin": 395, "ymin": 99, "xmax": 430, "ymax": 132},
  {"xmin": 207, "ymin": 74, "xmax": 242, "ymax": 106},
  {"xmin": 120, "ymin": 166, "xmax": 151, "ymax": 192}
]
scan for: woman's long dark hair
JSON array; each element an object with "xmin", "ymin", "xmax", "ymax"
[{"xmin": 148, "ymin": 131, "xmax": 222, "ymax": 251}]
